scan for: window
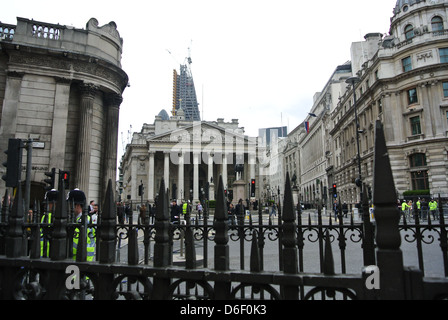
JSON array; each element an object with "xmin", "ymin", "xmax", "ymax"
[
  {"xmin": 408, "ymin": 88, "xmax": 418, "ymax": 104},
  {"xmin": 409, "ymin": 153, "xmax": 429, "ymax": 190},
  {"xmin": 409, "ymin": 153, "xmax": 427, "ymax": 167},
  {"xmin": 410, "ymin": 116, "xmax": 422, "ymax": 135},
  {"xmin": 405, "ymin": 24, "xmax": 414, "ymax": 40},
  {"xmin": 378, "ymin": 99, "xmax": 383, "ymax": 114},
  {"xmin": 440, "ymin": 48, "xmax": 448, "ymax": 63},
  {"xmin": 411, "ymin": 171, "xmax": 429, "ymax": 190},
  {"xmin": 443, "ymin": 82, "xmax": 448, "ymax": 97},
  {"xmin": 432, "ymin": 16, "xmax": 444, "ymax": 32},
  {"xmin": 402, "ymin": 56, "xmax": 412, "ymax": 72}
]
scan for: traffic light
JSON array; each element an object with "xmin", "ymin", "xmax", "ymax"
[
  {"xmin": 250, "ymin": 179, "xmax": 256, "ymax": 197},
  {"xmin": 2, "ymin": 138, "xmax": 23, "ymax": 187},
  {"xmin": 60, "ymin": 170, "xmax": 70, "ymax": 189},
  {"xmin": 332, "ymin": 184, "xmax": 337, "ymax": 198},
  {"xmin": 44, "ymin": 168, "xmax": 56, "ymax": 191}
]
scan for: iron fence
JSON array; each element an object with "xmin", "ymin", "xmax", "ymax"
[{"xmin": 0, "ymin": 121, "xmax": 448, "ymax": 300}]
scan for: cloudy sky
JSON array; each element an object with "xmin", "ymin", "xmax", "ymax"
[{"xmin": 4, "ymin": 0, "xmax": 395, "ymax": 158}]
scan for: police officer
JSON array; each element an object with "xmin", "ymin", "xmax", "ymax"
[
  {"xmin": 401, "ymin": 200, "xmax": 410, "ymax": 219},
  {"xmin": 68, "ymin": 188, "xmax": 95, "ymax": 261},
  {"xmin": 416, "ymin": 198, "xmax": 421, "ymax": 219},
  {"xmin": 40, "ymin": 189, "xmax": 58, "ymax": 257},
  {"xmin": 182, "ymin": 200, "xmax": 191, "ymax": 219},
  {"xmin": 429, "ymin": 198, "xmax": 438, "ymax": 221}
]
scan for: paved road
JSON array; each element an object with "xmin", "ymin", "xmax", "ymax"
[{"xmin": 115, "ymin": 209, "xmax": 447, "ymax": 279}]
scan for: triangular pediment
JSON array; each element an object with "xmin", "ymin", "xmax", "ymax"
[{"xmin": 147, "ymin": 122, "xmax": 252, "ymax": 145}]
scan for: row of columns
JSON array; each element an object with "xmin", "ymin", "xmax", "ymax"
[{"xmin": 144, "ymin": 151, "xmax": 256, "ymax": 203}]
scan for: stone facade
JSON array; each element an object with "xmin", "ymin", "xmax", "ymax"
[
  {"xmin": 0, "ymin": 17, "xmax": 128, "ymax": 205},
  {"xmin": 120, "ymin": 111, "xmax": 259, "ymax": 206},
  {"xmin": 283, "ymin": 0, "xmax": 448, "ymax": 211}
]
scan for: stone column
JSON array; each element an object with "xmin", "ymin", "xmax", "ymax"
[
  {"xmin": 103, "ymin": 93, "xmax": 122, "ymax": 198},
  {"xmin": 208, "ymin": 153, "xmax": 215, "ymax": 201},
  {"xmin": 178, "ymin": 152, "xmax": 184, "ymax": 201},
  {"xmin": 222, "ymin": 153, "xmax": 228, "ymax": 190},
  {"xmin": 131, "ymin": 156, "xmax": 137, "ymax": 200},
  {"xmin": 164, "ymin": 152, "xmax": 170, "ymax": 189},
  {"xmin": 148, "ymin": 151, "xmax": 155, "ymax": 203},
  {"xmin": 50, "ymin": 78, "xmax": 71, "ymax": 173},
  {"xmin": 193, "ymin": 152, "xmax": 200, "ymax": 204},
  {"xmin": 75, "ymin": 83, "xmax": 97, "ymax": 195}
]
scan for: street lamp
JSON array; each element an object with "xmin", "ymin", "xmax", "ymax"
[{"xmin": 345, "ymin": 76, "xmax": 362, "ymax": 200}]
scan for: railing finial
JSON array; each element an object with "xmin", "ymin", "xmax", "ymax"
[{"xmin": 373, "ymin": 120, "xmax": 401, "ymax": 250}]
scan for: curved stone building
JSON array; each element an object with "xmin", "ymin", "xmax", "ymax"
[{"xmin": 0, "ymin": 17, "xmax": 128, "ymax": 205}]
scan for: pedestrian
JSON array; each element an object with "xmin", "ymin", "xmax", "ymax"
[
  {"xmin": 236, "ymin": 199, "xmax": 245, "ymax": 224},
  {"xmin": 342, "ymin": 201, "xmax": 348, "ymax": 218},
  {"xmin": 68, "ymin": 188, "xmax": 95, "ymax": 261},
  {"xmin": 40, "ymin": 189, "xmax": 58, "ymax": 258},
  {"xmin": 91, "ymin": 204, "xmax": 98, "ymax": 224},
  {"xmin": 139, "ymin": 204, "xmax": 146, "ymax": 225},
  {"xmin": 429, "ymin": 198, "xmax": 438, "ymax": 221},
  {"xmin": 197, "ymin": 201, "xmax": 203, "ymax": 220},
  {"xmin": 227, "ymin": 203, "xmax": 236, "ymax": 226},
  {"xmin": 416, "ymin": 198, "xmax": 421, "ymax": 219},
  {"xmin": 150, "ymin": 202, "xmax": 156, "ymax": 224},
  {"xmin": 269, "ymin": 202, "xmax": 277, "ymax": 218},
  {"xmin": 182, "ymin": 200, "xmax": 191, "ymax": 221},
  {"xmin": 170, "ymin": 200, "xmax": 181, "ymax": 224},
  {"xmin": 408, "ymin": 200, "xmax": 413, "ymax": 218},
  {"xmin": 333, "ymin": 200, "xmax": 339, "ymax": 220},
  {"xmin": 117, "ymin": 202, "xmax": 124, "ymax": 224},
  {"xmin": 124, "ymin": 202, "xmax": 132, "ymax": 223},
  {"xmin": 89, "ymin": 200, "xmax": 96, "ymax": 217},
  {"xmin": 401, "ymin": 200, "xmax": 409, "ymax": 219}
]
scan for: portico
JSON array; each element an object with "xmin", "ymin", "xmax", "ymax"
[{"xmin": 121, "ymin": 115, "xmax": 258, "ymax": 206}]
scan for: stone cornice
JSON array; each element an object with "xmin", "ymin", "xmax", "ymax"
[{"xmin": 4, "ymin": 46, "xmax": 128, "ymax": 93}]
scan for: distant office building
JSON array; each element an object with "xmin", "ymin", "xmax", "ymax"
[
  {"xmin": 258, "ymin": 127, "xmax": 287, "ymax": 146},
  {"xmin": 172, "ymin": 63, "xmax": 201, "ymax": 121}
]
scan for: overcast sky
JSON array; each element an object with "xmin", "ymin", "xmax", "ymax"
[{"xmin": 4, "ymin": 0, "xmax": 395, "ymax": 159}]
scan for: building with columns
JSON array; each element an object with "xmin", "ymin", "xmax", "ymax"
[
  {"xmin": 0, "ymin": 17, "xmax": 128, "ymax": 205},
  {"xmin": 120, "ymin": 109, "xmax": 259, "ymax": 206},
  {"xmin": 330, "ymin": 0, "xmax": 448, "ymax": 207},
  {"xmin": 276, "ymin": 0, "xmax": 448, "ymax": 212}
]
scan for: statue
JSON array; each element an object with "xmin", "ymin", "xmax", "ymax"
[
  {"xmin": 291, "ymin": 173, "xmax": 297, "ymax": 188},
  {"xmin": 235, "ymin": 164, "xmax": 244, "ymax": 181}
]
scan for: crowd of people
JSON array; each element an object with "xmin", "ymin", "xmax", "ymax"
[{"xmin": 399, "ymin": 198, "xmax": 440, "ymax": 221}]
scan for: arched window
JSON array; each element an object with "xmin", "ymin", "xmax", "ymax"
[
  {"xmin": 432, "ymin": 16, "xmax": 444, "ymax": 32},
  {"xmin": 405, "ymin": 24, "xmax": 415, "ymax": 40}
]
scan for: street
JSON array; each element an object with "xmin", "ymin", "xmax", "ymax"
[{"xmin": 116, "ymin": 209, "xmax": 447, "ymax": 279}]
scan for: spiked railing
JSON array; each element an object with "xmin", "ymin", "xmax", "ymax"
[
  {"xmin": 1, "ymin": 121, "xmax": 448, "ymax": 300},
  {"xmin": 373, "ymin": 120, "xmax": 406, "ymax": 299}
]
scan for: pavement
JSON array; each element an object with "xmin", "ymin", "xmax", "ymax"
[{"xmin": 114, "ymin": 208, "xmax": 366, "ymax": 265}]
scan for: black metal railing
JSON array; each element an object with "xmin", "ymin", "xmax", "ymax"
[{"xmin": 1, "ymin": 121, "xmax": 448, "ymax": 300}]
